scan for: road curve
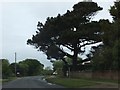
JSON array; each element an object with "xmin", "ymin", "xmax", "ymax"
[{"xmin": 2, "ymin": 76, "xmax": 64, "ymax": 89}]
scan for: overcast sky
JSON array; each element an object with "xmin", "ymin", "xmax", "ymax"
[{"xmin": 0, "ymin": 0, "xmax": 115, "ymax": 68}]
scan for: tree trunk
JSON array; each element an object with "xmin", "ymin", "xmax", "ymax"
[
  {"xmin": 72, "ymin": 43, "xmax": 78, "ymax": 71},
  {"xmin": 62, "ymin": 58, "xmax": 68, "ymax": 77}
]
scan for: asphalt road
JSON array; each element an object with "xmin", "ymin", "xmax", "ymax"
[{"xmin": 2, "ymin": 76, "xmax": 64, "ymax": 89}]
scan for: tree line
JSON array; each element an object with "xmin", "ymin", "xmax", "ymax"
[{"xmin": 2, "ymin": 59, "xmax": 53, "ymax": 79}]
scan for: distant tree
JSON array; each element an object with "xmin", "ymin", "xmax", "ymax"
[
  {"xmin": 18, "ymin": 62, "xmax": 29, "ymax": 76},
  {"xmin": 42, "ymin": 66, "xmax": 53, "ymax": 75},
  {"xmin": 27, "ymin": 2, "xmax": 103, "ymax": 71},
  {"xmin": 2, "ymin": 59, "xmax": 12, "ymax": 79},
  {"xmin": 10, "ymin": 59, "xmax": 44, "ymax": 76},
  {"xmin": 53, "ymin": 60, "xmax": 64, "ymax": 75},
  {"xmin": 9, "ymin": 63, "xmax": 20, "ymax": 76},
  {"xmin": 52, "ymin": 57, "xmax": 83, "ymax": 76},
  {"xmin": 22, "ymin": 59, "xmax": 44, "ymax": 76}
]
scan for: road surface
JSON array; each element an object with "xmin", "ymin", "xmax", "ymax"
[{"xmin": 2, "ymin": 76, "xmax": 64, "ymax": 89}]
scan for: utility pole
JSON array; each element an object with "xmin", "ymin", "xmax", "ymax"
[{"xmin": 15, "ymin": 52, "xmax": 17, "ymax": 77}]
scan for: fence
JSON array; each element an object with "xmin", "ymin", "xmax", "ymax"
[
  {"xmin": 92, "ymin": 70, "xmax": 119, "ymax": 80},
  {"xmin": 69, "ymin": 70, "xmax": 119, "ymax": 80}
]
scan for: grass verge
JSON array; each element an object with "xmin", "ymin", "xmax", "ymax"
[
  {"xmin": 77, "ymin": 77, "xmax": 118, "ymax": 84},
  {"xmin": 46, "ymin": 77, "xmax": 98, "ymax": 88},
  {"xmin": 46, "ymin": 76, "xmax": 118, "ymax": 88},
  {"xmin": 2, "ymin": 77, "xmax": 17, "ymax": 84}
]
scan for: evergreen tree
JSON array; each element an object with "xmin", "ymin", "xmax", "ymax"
[
  {"xmin": 27, "ymin": 2, "xmax": 102, "ymax": 70},
  {"xmin": 92, "ymin": 1, "xmax": 120, "ymax": 71}
]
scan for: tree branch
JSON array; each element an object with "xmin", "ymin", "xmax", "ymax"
[
  {"xmin": 57, "ymin": 46, "xmax": 73, "ymax": 59},
  {"xmin": 62, "ymin": 45, "xmax": 74, "ymax": 51},
  {"xmin": 80, "ymin": 40, "xmax": 101, "ymax": 48}
]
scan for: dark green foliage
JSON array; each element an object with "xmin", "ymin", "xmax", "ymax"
[
  {"xmin": 2, "ymin": 59, "xmax": 13, "ymax": 79},
  {"xmin": 0, "ymin": 60, "xmax": 2, "ymax": 78},
  {"xmin": 53, "ymin": 60, "xmax": 64, "ymax": 72},
  {"xmin": 42, "ymin": 67, "xmax": 53, "ymax": 75},
  {"xmin": 9, "ymin": 63, "xmax": 20, "ymax": 76},
  {"xmin": 92, "ymin": 1, "xmax": 120, "ymax": 71},
  {"xmin": 27, "ymin": 2, "xmax": 103, "ymax": 68},
  {"xmin": 109, "ymin": 1, "xmax": 120, "ymax": 21},
  {"xmin": 19, "ymin": 59, "xmax": 44, "ymax": 76},
  {"xmin": 92, "ymin": 45, "xmax": 119, "ymax": 71},
  {"xmin": 18, "ymin": 62, "xmax": 29, "ymax": 76},
  {"xmin": 10, "ymin": 59, "xmax": 44, "ymax": 76}
]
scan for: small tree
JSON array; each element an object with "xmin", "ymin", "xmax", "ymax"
[
  {"xmin": 42, "ymin": 67, "xmax": 53, "ymax": 75},
  {"xmin": 53, "ymin": 60, "xmax": 64, "ymax": 76}
]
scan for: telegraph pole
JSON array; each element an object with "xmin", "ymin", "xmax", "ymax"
[{"xmin": 15, "ymin": 52, "xmax": 17, "ymax": 77}]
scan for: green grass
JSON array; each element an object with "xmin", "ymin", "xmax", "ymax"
[
  {"xmin": 46, "ymin": 76, "xmax": 119, "ymax": 88},
  {"xmin": 46, "ymin": 77, "xmax": 98, "ymax": 88},
  {"xmin": 77, "ymin": 77, "xmax": 118, "ymax": 84}
]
